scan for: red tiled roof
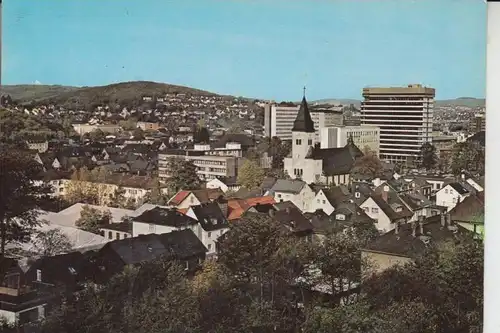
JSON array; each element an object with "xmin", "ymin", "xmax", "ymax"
[
  {"xmin": 246, "ymin": 196, "xmax": 276, "ymax": 206},
  {"xmin": 226, "ymin": 196, "xmax": 276, "ymax": 220},
  {"xmin": 169, "ymin": 190, "xmax": 190, "ymax": 205}
]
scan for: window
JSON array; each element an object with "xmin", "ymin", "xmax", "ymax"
[
  {"xmin": 208, "ymin": 244, "xmax": 212, "ymax": 251},
  {"xmin": 116, "ymin": 233, "xmax": 120, "ymax": 240},
  {"xmin": 277, "ymin": 194, "xmax": 282, "ymax": 198},
  {"xmin": 295, "ymin": 139, "xmax": 302, "ymax": 145},
  {"xmin": 363, "ymin": 207, "xmax": 369, "ymax": 212},
  {"xmin": 371, "ymin": 207, "xmax": 379, "ymax": 213},
  {"xmin": 355, "ymin": 192, "xmax": 360, "ymax": 198},
  {"xmin": 148, "ymin": 224, "xmax": 156, "ymax": 232},
  {"xmin": 445, "ymin": 189, "xmax": 448, "ymax": 194},
  {"xmin": 36, "ymin": 269, "xmax": 42, "ymax": 282},
  {"xmin": 208, "ymin": 232, "xmax": 212, "ymax": 238},
  {"xmin": 322, "ymin": 200, "xmax": 326, "ymax": 204},
  {"xmin": 124, "ymin": 234, "xmax": 128, "ymax": 238},
  {"xmin": 308, "ymin": 139, "xmax": 313, "ymax": 145},
  {"xmin": 317, "ymin": 199, "xmax": 320, "ymax": 203},
  {"xmin": 108, "ymin": 231, "xmax": 112, "ymax": 239}
]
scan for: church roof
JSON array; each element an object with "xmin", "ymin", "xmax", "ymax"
[
  {"xmin": 292, "ymin": 96, "xmax": 315, "ymax": 133},
  {"xmin": 309, "ymin": 140, "xmax": 363, "ymax": 176}
]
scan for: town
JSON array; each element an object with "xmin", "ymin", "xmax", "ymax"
[{"xmin": 0, "ymin": 81, "xmax": 484, "ymax": 332}]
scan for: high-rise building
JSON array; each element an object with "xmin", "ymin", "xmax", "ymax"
[
  {"xmin": 470, "ymin": 113, "xmax": 486, "ymax": 133},
  {"xmin": 264, "ymin": 103, "xmax": 343, "ymax": 141},
  {"xmin": 360, "ymin": 84, "xmax": 435, "ymax": 163}
]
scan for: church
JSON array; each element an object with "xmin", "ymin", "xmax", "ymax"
[{"xmin": 283, "ymin": 93, "xmax": 363, "ymax": 186}]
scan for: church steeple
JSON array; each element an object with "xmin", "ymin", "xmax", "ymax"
[{"xmin": 292, "ymin": 87, "xmax": 315, "ymax": 133}]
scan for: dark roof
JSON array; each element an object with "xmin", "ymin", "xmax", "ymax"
[
  {"xmin": 100, "ymin": 222, "xmax": 133, "ymax": 233},
  {"xmin": 467, "ymin": 131, "xmax": 485, "ymax": 147},
  {"xmin": 133, "ymin": 207, "xmax": 198, "ymax": 227},
  {"xmin": 448, "ymin": 182, "xmax": 470, "ymax": 195},
  {"xmin": 292, "ymin": 96, "xmax": 315, "ymax": 132},
  {"xmin": 321, "ymin": 186, "xmax": 351, "ymax": 206},
  {"xmin": 260, "ymin": 177, "xmax": 278, "ymax": 191},
  {"xmin": 369, "ymin": 191, "xmax": 413, "ymax": 221},
  {"xmin": 27, "ymin": 252, "xmax": 95, "ymax": 286},
  {"xmin": 103, "ymin": 229, "xmax": 207, "ymax": 265},
  {"xmin": 270, "ymin": 179, "xmax": 307, "ymax": 194},
  {"xmin": 450, "ymin": 192, "xmax": 484, "ymax": 224},
  {"xmin": 309, "ymin": 142, "xmax": 363, "ymax": 175},
  {"xmin": 364, "ymin": 215, "xmax": 469, "ymax": 258},
  {"xmin": 213, "ymin": 134, "xmax": 255, "ymax": 149},
  {"xmin": 270, "ymin": 207, "xmax": 314, "ymax": 233},
  {"xmin": 190, "ymin": 202, "xmax": 230, "ymax": 231},
  {"xmin": 273, "ymin": 201, "xmax": 300, "ymax": 211}
]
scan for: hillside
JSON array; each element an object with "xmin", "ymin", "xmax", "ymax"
[
  {"xmin": 4, "ymin": 81, "xmax": 218, "ymax": 107},
  {"xmin": 435, "ymin": 97, "xmax": 485, "ymax": 108},
  {"xmin": 2, "ymin": 84, "xmax": 79, "ymax": 102}
]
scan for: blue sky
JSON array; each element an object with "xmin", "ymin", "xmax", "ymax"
[{"xmin": 4, "ymin": 0, "xmax": 486, "ymax": 101}]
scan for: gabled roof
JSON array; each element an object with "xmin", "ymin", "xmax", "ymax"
[
  {"xmin": 226, "ymin": 196, "xmax": 276, "ymax": 220},
  {"xmin": 190, "ymin": 202, "xmax": 230, "ymax": 231},
  {"xmin": 309, "ymin": 142, "xmax": 363, "ymax": 175},
  {"xmin": 168, "ymin": 188, "xmax": 224, "ymax": 206},
  {"xmin": 447, "ymin": 182, "xmax": 470, "ymax": 195},
  {"xmin": 133, "ymin": 207, "xmax": 198, "ymax": 227},
  {"xmin": 450, "ymin": 192, "xmax": 484, "ymax": 224},
  {"xmin": 271, "ymin": 208, "xmax": 314, "ymax": 233},
  {"xmin": 103, "ymin": 229, "xmax": 207, "ymax": 265},
  {"xmin": 399, "ymin": 192, "xmax": 433, "ymax": 211},
  {"xmin": 292, "ymin": 96, "xmax": 315, "ymax": 133},
  {"xmin": 367, "ymin": 192, "xmax": 413, "ymax": 221},
  {"xmin": 320, "ymin": 186, "xmax": 351, "ymax": 207},
  {"xmin": 270, "ymin": 179, "xmax": 307, "ymax": 194},
  {"xmin": 363, "ymin": 215, "xmax": 469, "ymax": 258}
]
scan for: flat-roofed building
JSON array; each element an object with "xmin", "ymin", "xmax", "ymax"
[
  {"xmin": 320, "ymin": 125, "xmax": 380, "ymax": 155},
  {"xmin": 360, "ymin": 84, "xmax": 435, "ymax": 163},
  {"xmin": 264, "ymin": 103, "xmax": 344, "ymax": 141}
]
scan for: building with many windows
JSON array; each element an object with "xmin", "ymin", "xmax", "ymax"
[
  {"xmin": 264, "ymin": 103, "xmax": 344, "ymax": 141},
  {"xmin": 360, "ymin": 84, "xmax": 435, "ymax": 163},
  {"xmin": 158, "ymin": 149, "xmax": 237, "ymax": 183},
  {"xmin": 320, "ymin": 125, "xmax": 380, "ymax": 155}
]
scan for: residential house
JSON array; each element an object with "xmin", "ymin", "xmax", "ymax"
[
  {"xmin": 450, "ymin": 192, "xmax": 484, "ymax": 239},
  {"xmin": 168, "ymin": 189, "xmax": 224, "ymax": 209},
  {"xmin": 359, "ymin": 184, "xmax": 413, "ymax": 232},
  {"xmin": 361, "ymin": 214, "xmax": 468, "ymax": 274},
  {"xmin": 435, "ymin": 182, "xmax": 471, "ymax": 212},
  {"xmin": 132, "ymin": 207, "xmax": 199, "ymax": 237},
  {"xmin": 26, "ymin": 140, "xmax": 49, "ymax": 153},
  {"xmin": 268, "ymin": 179, "xmax": 315, "ymax": 212},
  {"xmin": 100, "ymin": 222, "xmax": 133, "ymax": 241},
  {"xmin": 95, "ymin": 230, "xmax": 207, "ymax": 279},
  {"xmin": 206, "ymin": 177, "xmax": 241, "ymax": 193},
  {"xmin": 225, "ymin": 196, "xmax": 276, "ymax": 221},
  {"xmin": 310, "ymin": 186, "xmax": 351, "ymax": 215},
  {"xmin": 267, "ymin": 208, "xmax": 314, "ymax": 239}
]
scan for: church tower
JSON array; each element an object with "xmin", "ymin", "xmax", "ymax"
[{"xmin": 291, "ymin": 88, "xmax": 316, "ymax": 160}]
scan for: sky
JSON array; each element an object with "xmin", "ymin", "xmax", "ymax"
[{"xmin": 4, "ymin": 0, "xmax": 486, "ymax": 101}]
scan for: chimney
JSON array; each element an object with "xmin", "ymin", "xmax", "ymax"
[
  {"xmin": 269, "ymin": 209, "xmax": 275, "ymax": 218},
  {"xmin": 381, "ymin": 186, "xmax": 389, "ymax": 202},
  {"xmin": 285, "ymin": 207, "xmax": 291, "ymax": 214},
  {"xmin": 394, "ymin": 222, "xmax": 399, "ymax": 234},
  {"xmin": 440, "ymin": 213, "xmax": 446, "ymax": 228},
  {"xmin": 411, "ymin": 222, "xmax": 417, "ymax": 237},
  {"xmin": 418, "ymin": 216, "xmax": 424, "ymax": 235}
]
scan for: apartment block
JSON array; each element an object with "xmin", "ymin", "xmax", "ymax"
[
  {"xmin": 264, "ymin": 103, "xmax": 344, "ymax": 141},
  {"xmin": 360, "ymin": 84, "xmax": 435, "ymax": 163},
  {"xmin": 320, "ymin": 125, "xmax": 380, "ymax": 155},
  {"xmin": 158, "ymin": 149, "xmax": 237, "ymax": 183}
]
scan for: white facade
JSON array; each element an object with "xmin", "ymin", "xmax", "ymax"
[
  {"xmin": 436, "ymin": 184, "xmax": 470, "ymax": 212},
  {"xmin": 320, "ymin": 126, "xmax": 380, "ymax": 155},
  {"xmin": 310, "ymin": 190, "xmax": 335, "ymax": 215},
  {"xmin": 264, "ymin": 104, "xmax": 343, "ymax": 141},
  {"xmin": 0, "ymin": 305, "xmax": 45, "ymax": 326},
  {"xmin": 158, "ymin": 153, "xmax": 237, "ymax": 183},
  {"xmin": 360, "ymin": 197, "xmax": 393, "ymax": 232},
  {"xmin": 272, "ymin": 184, "xmax": 316, "ymax": 212},
  {"xmin": 360, "ymin": 84, "xmax": 435, "ymax": 163}
]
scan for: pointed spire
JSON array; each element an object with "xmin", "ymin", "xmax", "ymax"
[{"xmin": 292, "ymin": 89, "xmax": 315, "ymax": 133}]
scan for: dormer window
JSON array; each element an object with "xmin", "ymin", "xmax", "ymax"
[
  {"xmin": 355, "ymin": 192, "xmax": 360, "ymax": 198},
  {"xmin": 336, "ymin": 214, "xmax": 345, "ymax": 221},
  {"xmin": 68, "ymin": 267, "xmax": 77, "ymax": 275},
  {"xmin": 36, "ymin": 269, "xmax": 42, "ymax": 282}
]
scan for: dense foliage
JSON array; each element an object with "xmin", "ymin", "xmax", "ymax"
[{"xmin": 38, "ymin": 214, "xmax": 483, "ymax": 333}]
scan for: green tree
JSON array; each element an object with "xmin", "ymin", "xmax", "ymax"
[
  {"xmin": 451, "ymin": 141, "xmax": 485, "ymax": 176},
  {"xmin": 166, "ymin": 158, "xmax": 200, "ymax": 193},
  {"xmin": 109, "ymin": 186, "xmax": 126, "ymax": 208},
  {"xmin": 420, "ymin": 142, "xmax": 438, "ymax": 170},
  {"xmin": 351, "ymin": 148, "xmax": 383, "ymax": 180},
  {"xmin": 132, "ymin": 127, "xmax": 145, "ymax": 140},
  {"xmin": 0, "ymin": 145, "xmax": 52, "ymax": 255},
  {"xmin": 75, "ymin": 205, "xmax": 111, "ymax": 234},
  {"xmin": 237, "ymin": 159, "xmax": 265, "ymax": 190},
  {"xmin": 31, "ymin": 228, "xmax": 74, "ymax": 257},
  {"xmin": 89, "ymin": 128, "xmax": 106, "ymax": 142},
  {"xmin": 90, "ymin": 166, "xmax": 109, "ymax": 183},
  {"xmin": 194, "ymin": 126, "xmax": 210, "ymax": 144},
  {"xmin": 142, "ymin": 178, "xmax": 169, "ymax": 205}
]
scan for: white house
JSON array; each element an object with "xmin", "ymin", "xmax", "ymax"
[
  {"xmin": 206, "ymin": 177, "xmax": 240, "ymax": 193},
  {"xmin": 360, "ymin": 186, "xmax": 413, "ymax": 232},
  {"xmin": 309, "ymin": 187, "xmax": 351, "ymax": 216},
  {"xmin": 268, "ymin": 179, "xmax": 315, "ymax": 212},
  {"xmin": 168, "ymin": 188, "xmax": 225, "ymax": 209},
  {"xmin": 435, "ymin": 182, "xmax": 471, "ymax": 212},
  {"xmin": 310, "ymin": 189, "xmax": 336, "ymax": 215}
]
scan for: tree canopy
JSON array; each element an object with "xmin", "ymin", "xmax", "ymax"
[
  {"xmin": 166, "ymin": 158, "xmax": 201, "ymax": 193},
  {"xmin": 237, "ymin": 159, "xmax": 265, "ymax": 190},
  {"xmin": 75, "ymin": 205, "xmax": 111, "ymax": 234},
  {"xmin": 351, "ymin": 148, "xmax": 384, "ymax": 180}
]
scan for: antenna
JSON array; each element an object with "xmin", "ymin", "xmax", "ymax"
[{"xmin": 303, "ymin": 86, "xmax": 306, "ymax": 98}]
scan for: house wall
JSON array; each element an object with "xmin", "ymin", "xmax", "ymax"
[
  {"xmin": 206, "ymin": 179, "xmax": 229, "ymax": 193},
  {"xmin": 360, "ymin": 197, "xmax": 393, "ymax": 232},
  {"xmin": 436, "ymin": 185, "xmax": 469, "ymax": 212},
  {"xmin": 361, "ymin": 251, "xmax": 412, "ymax": 274},
  {"xmin": 202, "ymin": 228, "xmax": 229, "ymax": 254},
  {"xmin": 100, "ymin": 228, "xmax": 132, "ymax": 241},
  {"xmin": 310, "ymin": 190, "xmax": 335, "ymax": 215},
  {"xmin": 132, "ymin": 221, "xmax": 177, "ymax": 237},
  {"xmin": 273, "ymin": 186, "xmax": 315, "ymax": 212},
  {"xmin": 175, "ymin": 193, "xmax": 202, "ymax": 209}
]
